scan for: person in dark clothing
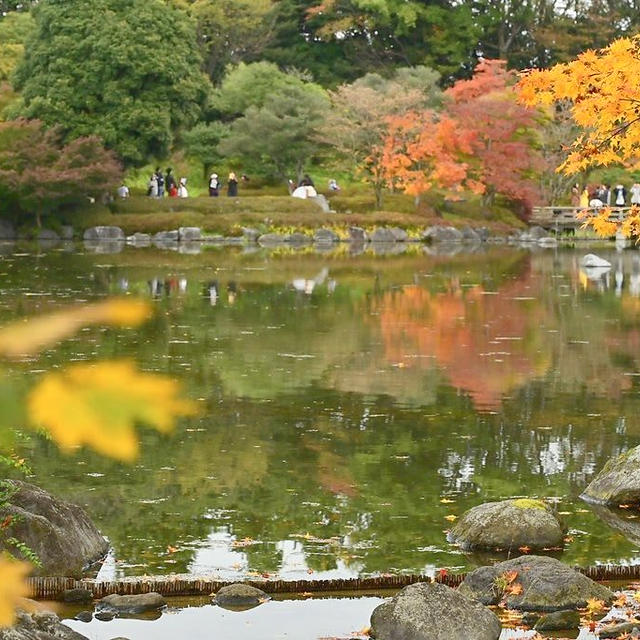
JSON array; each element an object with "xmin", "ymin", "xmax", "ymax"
[
  {"xmin": 298, "ymin": 174, "xmax": 314, "ymax": 187},
  {"xmin": 156, "ymin": 167, "xmax": 165, "ymax": 197},
  {"xmin": 227, "ymin": 172, "xmax": 238, "ymax": 197},
  {"xmin": 165, "ymin": 168, "xmax": 176, "ymax": 194}
]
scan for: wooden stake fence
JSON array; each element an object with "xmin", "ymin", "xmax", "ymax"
[{"xmin": 25, "ymin": 563, "xmax": 640, "ymax": 601}]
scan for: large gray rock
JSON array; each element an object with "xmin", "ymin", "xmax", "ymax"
[
  {"xmin": 461, "ymin": 227, "xmax": 481, "ymax": 243},
  {"xmin": 258, "ymin": 233, "xmax": 287, "ymax": 246},
  {"xmin": 581, "ymin": 253, "xmax": 611, "ymax": 268},
  {"xmin": 448, "ymin": 499, "xmax": 565, "ymax": 551},
  {"xmin": 313, "ymin": 228, "xmax": 340, "ymax": 244},
  {"xmin": 0, "ymin": 220, "xmax": 16, "ymax": 240},
  {"xmin": 0, "ymin": 610, "xmax": 88, "ymax": 640},
  {"xmin": 153, "ymin": 230, "xmax": 179, "ymax": 243},
  {"xmin": 458, "ymin": 555, "xmax": 614, "ymax": 611},
  {"xmin": 126, "ymin": 233, "xmax": 151, "ymax": 247},
  {"xmin": 82, "ymin": 226, "xmax": 124, "ymax": 241},
  {"xmin": 422, "ymin": 226, "xmax": 463, "ymax": 243},
  {"xmin": 370, "ymin": 582, "xmax": 501, "ymax": 640},
  {"xmin": 534, "ymin": 610, "xmax": 580, "ymax": 631},
  {"xmin": 213, "ymin": 584, "xmax": 269, "ymax": 608},
  {"xmin": 97, "ymin": 593, "xmax": 165, "ymax": 615},
  {"xmin": 178, "ymin": 227, "xmax": 201, "ymax": 242},
  {"xmin": 521, "ymin": 226, "xmax": 548, "ymax": 242},
  {"xmin": 242, "ymin": 227, "xmax": 260, "ymax": 243},
  {"xmin": 582, "ymin": 445, "xmax": 640, "ymax": 506},
  {"xmin": 349, "ymin": 226, "xmax": 368, "ymax": 243},
  {"xmin": 389, "ymin": 227, "xmax": 409, "ymax": 242},
  {"xmin": 369, "ymin": 227, "xmax": 397, "ymax": 243},
  {"xmin": 285, "ymin": 232, "xmax": 311, "ymax": 245},
  {"xmin": 0, "ymin": 481, "xmax": 108, "ymax": 577}
]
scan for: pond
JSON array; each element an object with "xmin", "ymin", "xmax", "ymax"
[{"xmin": 3, "ymin": 240, "xmax": 640, "ymax": 585}]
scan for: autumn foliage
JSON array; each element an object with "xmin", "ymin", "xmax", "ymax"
[
  {"xmin": 518, "ymin": 36, "xmax": 640, "ymax": 237},
  {"xmin": 0, "ymin": 119, "xmax": 122, "ymax": 226},
  {"xmin": 381, "ymin": 60, "xmax": 542, "ymax": 215}
]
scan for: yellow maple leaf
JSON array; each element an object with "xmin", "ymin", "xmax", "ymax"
[
  {"xmin": 0, "ymin": 554, "xmax": 30, "ymax": 628},
  {"xmin": 0, "ymin": 299, "xmax": 151, "ymax": 359},
  {"xmin": 27, "ymin": 361, "xmax": 198, "ymax": 462},
  {"xmin": 444, "ymin": 514, "xmax": 457, "ymax": 521},
  {"xmin": 586, "ymin": 598, "xmax": 606, "ymax": 615}
]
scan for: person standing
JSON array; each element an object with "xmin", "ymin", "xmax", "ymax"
[
  {"xmin": 227, "ymin": 172, "xmax": 238, "ymax": 197},
  {"xmin": 165, "ymin": 168, "xmax": 176, "ymax": 195},
  {"xmin": 570, "ymin": 183, "xmax": 580, "ymax": 206},
  {"xmin": 631, "ymin": 182, "xmax": 640, "ymax": 205},
  {"xmin": 209, "ymin": 173, "xmax": 220, "ymax": 197},
  {"xmin": 579, "ymin": 187, "xmax": 589, "ymax": 208},
  {"xmin": 614, "ymin": 184, "xmax": 627, "ymax": 206},
  {"xmin": 147, "ymin": 173, "xmax": 158, "ymax": 197},
  {"xmin": 156, "ymin": 167, "xmax": 165, "ymax": 198},
  {"xmin": 178, "ymin": 177, "xmax": 188, "ymax": 198}
]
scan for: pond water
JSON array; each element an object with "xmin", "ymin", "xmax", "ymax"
[{"xmin": 3, "ymin": 240, "xmax": 640, "ymax": 586}]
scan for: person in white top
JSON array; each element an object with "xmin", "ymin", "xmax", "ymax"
[
  {"xmin": 178, "ymin": 177, "xmax": 188, "ymax": 198},
  {"xmin": 630, "ymin": 182, "xmax": 640, "ymax": 205},
  {"xmin": 117, "ymin": 184, "xmax": 130, "ymax": 199}
]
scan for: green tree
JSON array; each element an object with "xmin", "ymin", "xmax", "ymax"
[
  {"xmin": 211, "ymin": 61, "xmax": 311, "ymax": 118},
  {"xmin": 182, "ymin": 121, "xmax": 229, "ymax": 180},
  {"xmin": 188, "ymin": 0, "xmax": 279, "ymax": 83},
  {"xmin": 0, "ymin": 12, "xmax": 33, "ymax": 81},
  {"xmin": 14, "ymin": 0, "xmax": 209, "ymax": 166},
  {"xmin": 0, "ymin": 119, "xmax": 122, "ymax": 227},
  {"xmin": 219, "ymin": 82, "xmax": 329, "ymax": 181},
  {"xmin": 319, "ymin": 66, "xmax": 442, "ymax": 207}
]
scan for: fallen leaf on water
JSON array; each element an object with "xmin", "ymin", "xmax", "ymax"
[
  {"xmin": 166, "ymin": 546, "xmax": 178, "ymax": 554},
  {"xmin": 518, "ymin": 545, "xmax": 531, "ymax": 553},
  {"xmin": 586, "ymin": 598, "xmax": 606, "ymax": 616},
  {"xmin": 444, "ymin": 515, "xmax": 457, "ymax": 522},
  {"xmin": 440, "ymin": 498, "xmax": 455, "ymax": 504}
]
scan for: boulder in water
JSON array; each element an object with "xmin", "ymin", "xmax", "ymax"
[
  {"xmin": 447, "ymin": 498, "xmax": 564, "ymax": 551},
  {"xmin": 0, "ymin": 610, "xmax": 89, "ymax": 640},
  {"xmin": 0, "ymin": 481, "xmax": 108, "ymax": 577},
  {"xmin": 422, "ymin": 226, "xmax": 463, "ymax": 243},
  {"xmin": 582, "ymin": 444, "xmax": 640, "ymax": 505},
  {"xmin": 370, "ymin": 581, "xmax": 501, "ymax": 640},
  {"xmin": 82, "ymin": 226, "xmax": 124, "ymax": 241},
  {"xmin": 459, "ymin": 555, "xmax": 614, "ymax": 611},
  {"xmin": 581, "ymin": 253, "xmax": 612, "ymax": 268},
  {"xmin": 213, "ymin": 584, "xmax": 269, "ymax": 609},
  {"xmin": 97, "ymin": 593, "xmax": 165, "ymax": 615}
]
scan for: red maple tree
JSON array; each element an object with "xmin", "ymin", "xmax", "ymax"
[{"xmin": 382, "ymin": 59, "xmax": 542, "ymax": 217}]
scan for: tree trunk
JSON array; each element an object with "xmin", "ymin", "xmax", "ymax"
[
  {"xmin": 35, "ymin": 210, "xmax": 42, "ymax": 228},
  {"xmin": 374, "ymin": 183, "xmax": 383, "ymax": 209}
]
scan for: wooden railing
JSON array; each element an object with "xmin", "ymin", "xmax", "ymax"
[{"xmin": 530, "ymin": 206, "xmax": 630, "ymax": 230}]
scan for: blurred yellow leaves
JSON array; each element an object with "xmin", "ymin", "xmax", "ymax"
[
  {"xmin": 0, "ymin": 299, "xmax": 151, "ymax": 358},
  {"xmin": 27, "ymin": 361, "xmax": 198, "ymax": 462},
  {"xmin": 0, "ymin": 555, "xmax": 30, "ymax": 628}
]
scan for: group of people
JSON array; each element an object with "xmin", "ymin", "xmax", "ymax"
[
  {"xmin": 208, "ymin": 172, "xmax": 239, "ymax": 197},
  {"xmin": 147, "ymin": 168, "xmax": 188, "ymax": 198},
  {"xmin": 572, "ymin": 182, "xmax": 640, "ymax": 208}
]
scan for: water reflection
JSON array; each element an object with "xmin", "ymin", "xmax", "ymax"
[{"xmin": 3, "ymin": 244, "xmax": 640, "ymax": 579}]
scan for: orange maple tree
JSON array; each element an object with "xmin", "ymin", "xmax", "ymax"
[
  {"xmin": 518, "ymin": 36, "xmax": 640, "ymax": 236},
  {"xmin": 381, "ymin": 59, "xmax": 542, "ymax": 216}
]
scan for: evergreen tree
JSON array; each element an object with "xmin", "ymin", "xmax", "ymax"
[{"xmin": 14, "ymin": 0, "xmax": 210, "ymax": 166}]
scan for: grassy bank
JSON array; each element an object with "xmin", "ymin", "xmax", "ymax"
[{"xmin": 64, "ymin": 193, "xmax": 525, "ymax": 237}]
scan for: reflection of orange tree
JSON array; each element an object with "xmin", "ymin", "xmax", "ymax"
[{"xmin": 374, "ymin": 279, "xmax": 552, "ymax": 409}]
